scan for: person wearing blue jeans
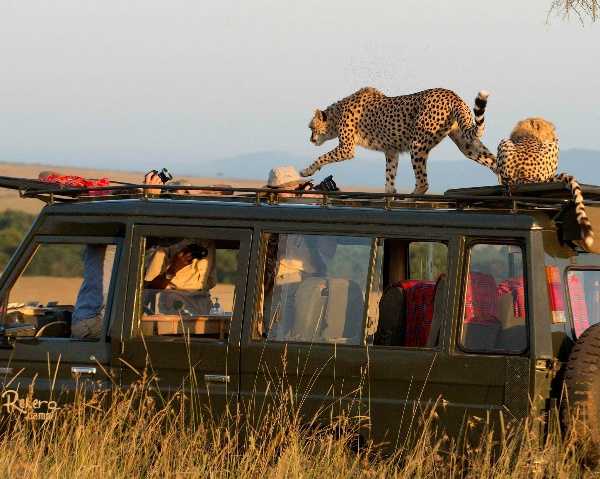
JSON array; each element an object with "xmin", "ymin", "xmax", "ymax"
[{"xmin": 71, "ymin": 244, "xmax": 116, "ymax": 339}]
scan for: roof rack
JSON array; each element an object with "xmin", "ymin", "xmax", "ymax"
[
  {"xmin": 1, "ymin": 175, "xmax": 598, "ymax": 212},
  {"xmin": 446, "ymin": 182, "xmax": 600, "ymax": 201}
]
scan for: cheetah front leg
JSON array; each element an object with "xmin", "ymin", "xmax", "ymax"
[
  {"xmin": 300, "ymin": 141, "xmax": 355, "ymax": 177},
  {"xmin": 385, "ymin": 151, "xmax": 400, "ymax": 194}
]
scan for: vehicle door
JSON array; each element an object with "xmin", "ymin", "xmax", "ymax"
[
  {"xmin": 0, "ymin": 235, "xmax": 123, "ymax": 419},
  {"xmin": 366, "ymin": 234, "xmax": 533, "ymax": 446},
  {"xmin": 240, "ymin": 230, "xmax": 375, "ymax": 429},
  {"xmin": 119, "ymin": 225, "xmax": 251, "ymax": 417}
]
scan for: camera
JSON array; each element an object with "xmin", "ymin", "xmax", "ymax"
[
  {"xmin": 186, "ymin": 243, "xmax": 209, "ymax": 260},
  {"xmin": 152, "ymin": 168, "xmax": 173, "ymax": 184},
  {"xmin": 313, "ymin": 175, "xmax": 339, "ymax": 192}
]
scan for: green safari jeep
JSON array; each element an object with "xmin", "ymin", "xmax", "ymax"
[{"xmin": 1, "ymin": 177, "xmax": 600, "ymax": 447}]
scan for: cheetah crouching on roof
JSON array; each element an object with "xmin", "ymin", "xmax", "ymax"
[
  {"xmin": 496, "ymin": 117, "xmax": 594, "ymax": 248},
  {"xmin": 303, "ymin": 87, "xmax": 496, "ymax": 194}
]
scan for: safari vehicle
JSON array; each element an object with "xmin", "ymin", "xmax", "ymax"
[{"xmin": 1, "ymin": 176, "xmax": 600, "ymax": 447}]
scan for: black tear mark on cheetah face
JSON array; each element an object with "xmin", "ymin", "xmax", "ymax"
[{"xmin": 309, "ymin": 109, "xmax": 336, "ymax": 146}]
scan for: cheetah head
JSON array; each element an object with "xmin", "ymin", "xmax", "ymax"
[
  {"xmin": 510, "ymin": 117, "xmax": 558, "ymax": 144},
  {"xmin": 309, "ymin": 109, "xmax": 336, "ymax": 146}
]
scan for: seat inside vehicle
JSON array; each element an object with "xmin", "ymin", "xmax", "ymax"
[{"xmin": 374, "ymin": 239, "xmax": 447, "ymax": 348}]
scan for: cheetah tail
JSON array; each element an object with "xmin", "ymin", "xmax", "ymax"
[
  {"xmin": 473, "ymin": 90, "xmax": 489, "ymax": 130},
  {"xmin": 453, "ymin": 90, "xmax": 489, "ymax": 142},
  {"xmin": 556, "ymin": 173, "xmax": 594, "ymax": 248}
]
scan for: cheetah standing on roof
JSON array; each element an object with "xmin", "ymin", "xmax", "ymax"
[{"xmin": 303, "ymin": 87, "xmax": 496, "ymax": 194}]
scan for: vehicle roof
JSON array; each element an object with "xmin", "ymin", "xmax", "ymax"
[{"xmin": 39, "ymin": 197, "xmax": 555, "ymax": 231}]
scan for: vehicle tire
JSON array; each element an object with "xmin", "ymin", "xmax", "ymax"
[{"xmin": 562, "ymin": 323, "xmax": 600, "ymax": 460}]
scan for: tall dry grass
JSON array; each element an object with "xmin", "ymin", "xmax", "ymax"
[{"xmin": 0, "ymin": 366, "xmax": 597, "ymax": 479}]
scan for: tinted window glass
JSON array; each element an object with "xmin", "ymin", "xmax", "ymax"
[
  {"xmin": 461, "ymin": 243, "xmax": 527, "ymax": 354},
  {"xmin": 258, "ymin": 233, "xmax": 371, "ymax": 345},
  {"xmin": 139, "ymin": 237, "xmax": 239, "ymax": 340}
]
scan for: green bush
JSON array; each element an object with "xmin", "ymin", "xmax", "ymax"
[{"xmin": 0, "ymin": 210, "xmax": 36, "ymax": 271}]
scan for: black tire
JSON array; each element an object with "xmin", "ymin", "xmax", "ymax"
[{"xmin": 562, "ymin": 323, "xmax": 600, "ymax": 455}]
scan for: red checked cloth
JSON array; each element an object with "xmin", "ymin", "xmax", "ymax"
[
  {"xmin": 496, "ymin": 277, "xmax": 526, "ymax": 319},
  {"xmin": 395, "ymin": 280, "xmax": 436, "ymax": 347},
  {"xmin": 464, "ymin": 272, "xmax": 498, "ymax": 324},
  {"xmin": 41, "ymin": 174, "xmax": 111, "ymax": 196},
  {"xmin": 567, "ymin": 272, "xmax": 590, "ymax": 337}
]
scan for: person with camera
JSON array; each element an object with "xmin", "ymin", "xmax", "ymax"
[{"xmin": 143, "ymin": 239, "xmax": 217, "ymax": 316}]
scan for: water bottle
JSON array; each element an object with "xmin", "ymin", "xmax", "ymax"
[{"xmin": 209, "ymin": 298, "xmax": 223, "ymax": 315}]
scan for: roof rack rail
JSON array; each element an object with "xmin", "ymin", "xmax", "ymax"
[{"xmin": 2, "ymin": 174, "xmax": 599, "ymax": 212}]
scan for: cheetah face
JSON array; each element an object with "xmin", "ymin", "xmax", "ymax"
[{"xmin": 309, "ymin": 109, "xmax": 335, "ymax": 146}]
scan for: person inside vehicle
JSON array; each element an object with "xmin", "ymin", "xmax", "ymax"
[
  {"xmin": 37, "ymin": 170, "xmax": 117, "ymax": 339},
  {"xmin": 259, "ymin": 167, "xmax": 342, "ymax": 337},
  {"xmin": 143, "ymin": 239, "xmax": 217, "ymax": 315},
  {"xmin": 41, "ymin": 169, "xmax": 220, "ymax": 338},
  {"xmin": 140, "ymin": 170, "xmax": 221, "ymax": 315}
]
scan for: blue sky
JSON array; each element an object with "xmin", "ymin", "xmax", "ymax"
[{"xmin": 0, "ymin": 0, "xmax": 598, "ymax": 176}]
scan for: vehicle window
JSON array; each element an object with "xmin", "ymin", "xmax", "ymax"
[
  {"xmin": 566, "ymin": 269, "xmax": 600, "ymax": 337},
  {"xmin": 139, "ymin": 236, "xmax": 239, "ymax": 340},
  {"xmin": 256, "ymin": 233, "xmax": 371, "ymax": 345},
  {"xmin": 1, "ymin": 242, "xmax": 117, "ymax": 340},
  {"xmin": 369, "ymin": 239, "xmax": 447, "ymax": 348},
  {"xmin": 460, "ymin": 243, "xmax": 527, "ymax": 354},
  {"xmin": 409, "ymin": 242, "xmax": 447, "ymax": 281}
]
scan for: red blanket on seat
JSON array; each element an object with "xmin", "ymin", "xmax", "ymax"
[
  {"xmin": 496, "ymin": 277, "xmax": 526, "ymax": 319},
  {"xmin": 395, "ymin": 280, "xmax": 436, "ymax": 347},
  {"xmin": 464, "ymin": 272, "xmax": 498, "ymax": 324}
]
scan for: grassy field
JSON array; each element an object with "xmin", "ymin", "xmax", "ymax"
[{"xmin": 0, "ymin": 369, "xmax": 597, "ymax": 478}]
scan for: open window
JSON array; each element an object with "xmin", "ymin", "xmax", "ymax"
[
  {"xmin": 1, "ymin": 241, "xmax": 118, "ymax": 340},
  {"xmin": 368, "ymin": 239, "xmax": 448, "ymax": 348},
  {"xmin": 138, "ymin": 236, "xmax": 240, "ymax": 341}
]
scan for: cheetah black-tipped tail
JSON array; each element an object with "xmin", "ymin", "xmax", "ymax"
[
  {"xmin": 473, "ymin": 90, "xmax": 489, "ymax": 128},
  {"xmin": 557, "ymin": 173, "xmax": 595, "ymax": 249}
]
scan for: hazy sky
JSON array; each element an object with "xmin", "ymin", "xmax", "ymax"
[{"xmin": 0, "ymin": 0, "xmax": 598, "ymax": 174}]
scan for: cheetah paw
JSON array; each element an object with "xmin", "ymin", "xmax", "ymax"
[
  {"xmin": 300, "ymin": 167, "xmax": 316, "ymax": 177},
  {"xmin": 411, "ymin": 186, "xmax": 429, "ymax": 195}
]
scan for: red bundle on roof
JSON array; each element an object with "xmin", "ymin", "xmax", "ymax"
[{"xmin": 41, "ymin": 174, "xmax": 111, "ymax": 196}]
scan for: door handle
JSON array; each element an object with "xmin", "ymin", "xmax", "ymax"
[
  {"xmin": 204, "ymin": 374, "xmax": 230, "ymax": 384},
  {"xmin": 71, "ymin": 366, "xmax": 97, "ymax": 376}
]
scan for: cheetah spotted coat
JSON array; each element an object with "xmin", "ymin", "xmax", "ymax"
[
  {"xmin": 303, "ymin": 87, "xmax": 496, "ymax": 194},
  {"xmin": 497, "ymin": 132, "xmax": 594, "ymax": 248}
]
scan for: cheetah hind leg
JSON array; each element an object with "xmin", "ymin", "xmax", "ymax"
[
  {"xmin": 448, "ymin": 127, "xmax": 497, "ymax": 173},
  {"xmin": 384, "ymin": 151, "xmax": 400, "ymax": 194},
  {"xmin": 409, "ymin": 149, "xmax": 430, "ymax": 195}
]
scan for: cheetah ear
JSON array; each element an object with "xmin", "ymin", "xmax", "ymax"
[{"xmin": 315, "ymin": 109, "xmax": 327, "ymax": 122}]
